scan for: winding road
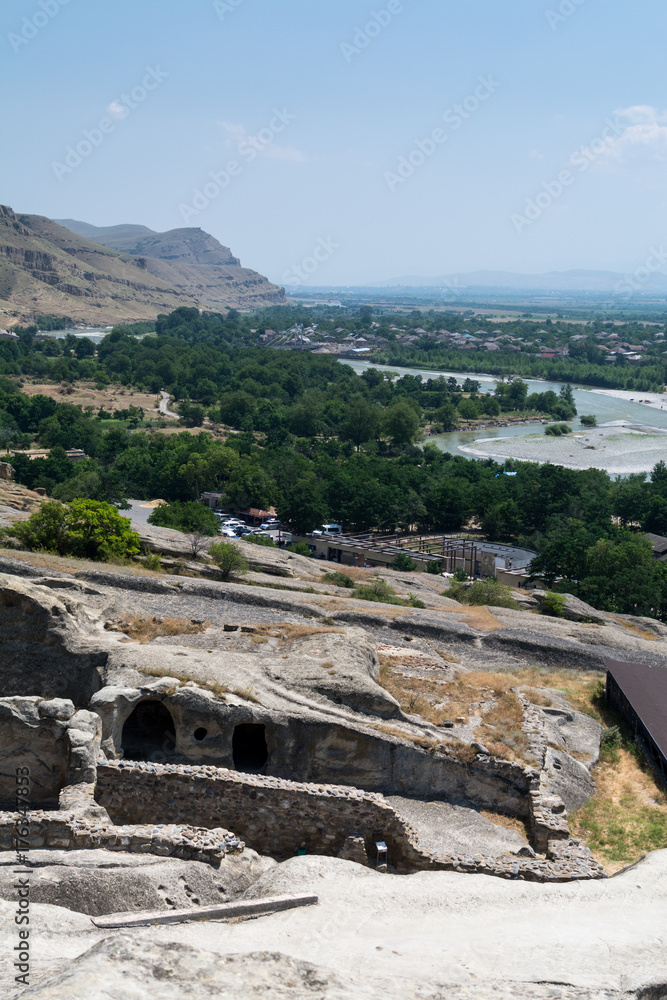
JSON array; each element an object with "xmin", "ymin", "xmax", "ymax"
[{"xmin": 158, "ymin": 391, "xmax": 179, "ymax": 419}]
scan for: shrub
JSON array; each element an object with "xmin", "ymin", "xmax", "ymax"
[
  {"xmin": 448, "ymin": 579, "xmax": 520, "ymax": 609},
  {"xmin": 147, "ymin": 501, "xmax": 218, "ymax": 536},
  {"xmin": 544, "ymin": 423, "xmax": 572, "ymax": 437},
  {"xmin": 9, "ymin": 500, "xmax": 141, "ymax": 562},
  {"xmin": 354, "ymin": 577, "xmax": 404, "ymax": 605},
  {"xmin": 392, "ymin": 552, "xmax": 417, "ymax": 572},
  {"xmin": 208, "ymin": 540, "xmax": 249, "ymax": 580},
  {"xmin": 323, "ymin": 571, "xmax": 355, "ymax": 588},
  {"xmin": 453, "ymin": 568, "xmax": 468, "ymax": 582},
  {"xmin": 143, "ymin": 549, "xmax": 163, "ymax": 571},
  {"xmin": 288, "ymin": 541, "xmax": 312, "ymax": 557},
  {"xmin": 408, "ymin": 592, "xmax": 426, "ymax": 608},
  {"xmin": 244, "ymin": 533, "xmax": 276, "ymax": 547},
  {"xmin": 580, "ymin": 414, "xmax": 597, "ymax": 427},
  {"xmin": 426, "ymin": 560, "xmax": 442, "ymax": 575},
  {"xmin": 540, "ymin": 591, "xmax": 567, "ymax": 617},
  {"xmin": 600, "ymin": 725, "xmax": 622, "ymax": 763}
]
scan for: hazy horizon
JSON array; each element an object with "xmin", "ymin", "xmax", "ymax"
[{"xmin": 3, "ymin": 0, "xmax": 666, "ymax": 288}]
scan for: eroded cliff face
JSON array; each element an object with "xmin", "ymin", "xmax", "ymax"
[
  {"xmin": 0, "ymin": 206, "xmax": 285, "ymax": 325},
  {"xmin": 0, "ymin": 576, "xmax": 109, "ymax": 702},
  {"xmin": 55, "ymin": 217, "xmax": 287, "ymax": 312}
]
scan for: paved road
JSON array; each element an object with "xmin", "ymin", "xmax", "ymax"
[{"xmin": 158, "ymin": 391, "xmax": 179, "ymax": 418}]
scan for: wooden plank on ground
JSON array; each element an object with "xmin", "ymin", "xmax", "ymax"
[{"xmin": 91, "ymin": 893, "xmax": 318, "ymax": 928}]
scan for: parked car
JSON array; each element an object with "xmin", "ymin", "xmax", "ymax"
[
  {"xmin": 220, "ymin": 518, "xmax": 245, "ymax": 527},
  {"xmin": 312, "ymin": 523, "xmax": 343, "ymax": 536},
  {"xmin": 217, "ymin": 528, "xmax": 237, "ymax": 538},
  {"xmin": 259, "ymin": 521, "xmax": 281, "ymax": 531}
]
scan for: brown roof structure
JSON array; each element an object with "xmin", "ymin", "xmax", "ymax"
[{"xmin": 604, "ymin": 658, "xmax": 667, "ymax": 766}]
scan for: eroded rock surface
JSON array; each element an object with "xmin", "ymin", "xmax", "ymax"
[{"xmin": 0, "ymin": 848, "xmax": 275, "ymax": 916}]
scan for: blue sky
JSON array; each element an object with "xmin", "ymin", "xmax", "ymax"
[{"xmin": 2, "ymin": 0, "xmax": 667, "ymax": 285}]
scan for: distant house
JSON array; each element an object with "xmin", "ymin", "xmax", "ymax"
[
  {"xmin": 605, "ymin": 658, "xmax": 667, "ymax": 782},
  {"xmin": 644, "ymin": 533, "xmax": 667, "ymax": 563},
  {"xmin": 0, "ymin": 329, "xmax": 19, "ymax": 341}
]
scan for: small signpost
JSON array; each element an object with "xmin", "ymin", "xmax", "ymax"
[{"xmin": 375, "ymin": 841, "xmax": 388, "ymax": 868}]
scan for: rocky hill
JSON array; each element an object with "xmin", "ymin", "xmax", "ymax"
[
  {"xmin": 57, "ymin": 218, "xmax": 286, "ymax": 314},
  {"xmin": 1, "ymin": 540, "xmax": 666, "ymax": 999},
  {"xmin": 0, "ymin": 207, "xmax": 285, "ymax": 327}
]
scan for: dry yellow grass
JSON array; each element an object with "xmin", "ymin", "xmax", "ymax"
[
  {"xmin": 479, "ymin": 808, "xmax": 531, "ymax": 840},
  {"xmin": 252, "ymin": 624, "xmax": 344, "ymax": 643},
  {"xmin": 15, "ymin": 379, "xmax": 159, "ymax": 414},
  {"xmin": 105, "ymin": 615, "xmax": 208, "ymax": 643},
  {"xmin": 441, "ymin": 606, "xmax": 507, "ymax": 633},
  {"xmin": 608, "ymin": 616, "xmax": 658, "ymax": 641},
  {"xmin": 377, "ymin": 663, "xmax": 534, "ymax": 763}
]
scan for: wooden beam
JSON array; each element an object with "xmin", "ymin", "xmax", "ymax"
[{"xmin": 91, "ymin": 893, "xmax": 318, "ymax": 929}]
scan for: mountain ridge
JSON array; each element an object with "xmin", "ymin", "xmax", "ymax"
[{"xmin": 0, "ymin": 207, "xmax": 285, "ymax": 326}]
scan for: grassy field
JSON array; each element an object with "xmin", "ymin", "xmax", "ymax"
[{"xmin": 380, "ymin": 660, "xmax": 667, "ymax": 869}]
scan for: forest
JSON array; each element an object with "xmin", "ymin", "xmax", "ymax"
[
  {"xmin": 2, "ymin": 306, "xmax": 667, "ymax": 617},
  {"xmin": 4, "ymin": 302, "xmax": 667, "ymax": 393}
]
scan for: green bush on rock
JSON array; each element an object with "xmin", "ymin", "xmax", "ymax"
[{"xmin": 8, "ymin": 500, "xmax": 141, "ymax": 561}]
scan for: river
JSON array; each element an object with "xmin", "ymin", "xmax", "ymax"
[{"xmin": 341, "ymin": 358, "xmax": 667, "ymax": 473}]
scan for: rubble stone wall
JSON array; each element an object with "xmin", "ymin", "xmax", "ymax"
[{"xmin": 94, "ymin": 760, "xmax": 606, "ymax": 881}]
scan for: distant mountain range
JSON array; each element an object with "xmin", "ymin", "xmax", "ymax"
[
  {"xmin": 369, "ymin": 269, "xmax": 667, "ymax": 293},
  {"xmin": 0, "ymin": 206, "xmax": 284, "ymax": 327}
]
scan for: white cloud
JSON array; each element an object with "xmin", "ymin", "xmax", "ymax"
[
  {"xmin": 604, "ymin": 105, "xmax": 667, "ymax": 160},
  {"xmin": 106, "ymin": 101, "xmax": 127, "ymax": 120},
  {"xmin": 529, "ymin": 149, "xmax": 544, "ymax": 160}
]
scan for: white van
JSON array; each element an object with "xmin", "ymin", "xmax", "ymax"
[{"xmin": 312, "ymin": 523, "xmax": 343, "ymax": 536}]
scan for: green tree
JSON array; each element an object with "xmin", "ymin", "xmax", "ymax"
[
  {"xmin": 478, "ymin": 395, "xmax": 501, "ymax": 417},
  {"xmin": 383, "ymin": 400, "xmax": 420, "ymax": 446},
  {"xmin": 456, "ymin": 398, "xmax": 479, "ymax": 420},
  {"xmin": 179, "ymin": 402, "xmax": 205, "ymax": 427},
  {"xmin": 278, "ymin": 477, "xmax": 328, "ymax": 534},
  {"xmin": 436, "ymin": 401, "xmax": 458, "ymax": 431},
  {"xmin": 392, "ymin": 552, "xmax": 417, "ymax": 571},
  {"xmin": 208, "ymin": 540, "xmax": 249, "ymax": 580},
  {"xmin": 147, "ymin": 501, "xmax": 218, "ymax": 535},
  {"xmin": 578, "ymin": 535, "xmax": 667, "ymax": 617},
  {"xmin": 10, "ymin": 500, "xmax": 140, "ymax": 561},
  {"xmin": 340, "ymin": 396, "xmax": 381, "ymax": 450}
]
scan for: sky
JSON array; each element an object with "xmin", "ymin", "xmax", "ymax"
[{"xmin": 2, "ymin": 0, "xmax": 667, "ymax": 287}]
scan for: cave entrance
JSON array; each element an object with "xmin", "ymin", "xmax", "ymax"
[
  {"xmin": 232, "ymin": 724, "xmax": 268, "ymax": 773},
  {"xmin": 121, "ymin": 700, "xmax": 176, "ymax": 762}
]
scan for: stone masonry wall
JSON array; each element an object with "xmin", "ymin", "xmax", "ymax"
[
  {"xmin": 0, "ymin": 810, "xmax": 243, "ymax": 865},
  {"xmin": 95, "ymin": 761, "xmax": 606, "ymax": 882}
]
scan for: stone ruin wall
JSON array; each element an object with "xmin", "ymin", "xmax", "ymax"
[
  {"xmin": 94, "ymin": 760, "xmax": 606, "ymax": 882},
  {"xmin": 92, "ymin": 686, "xmax": 535, "ymax": 818}
]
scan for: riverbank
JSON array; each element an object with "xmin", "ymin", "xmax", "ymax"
[
  {"xmin": 460, "ymin": 424, "xmax": 667, "ymax": 474},
  {"xmin": 588, "ymin": 388, "xmax": 667, "ymax": 412}
]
